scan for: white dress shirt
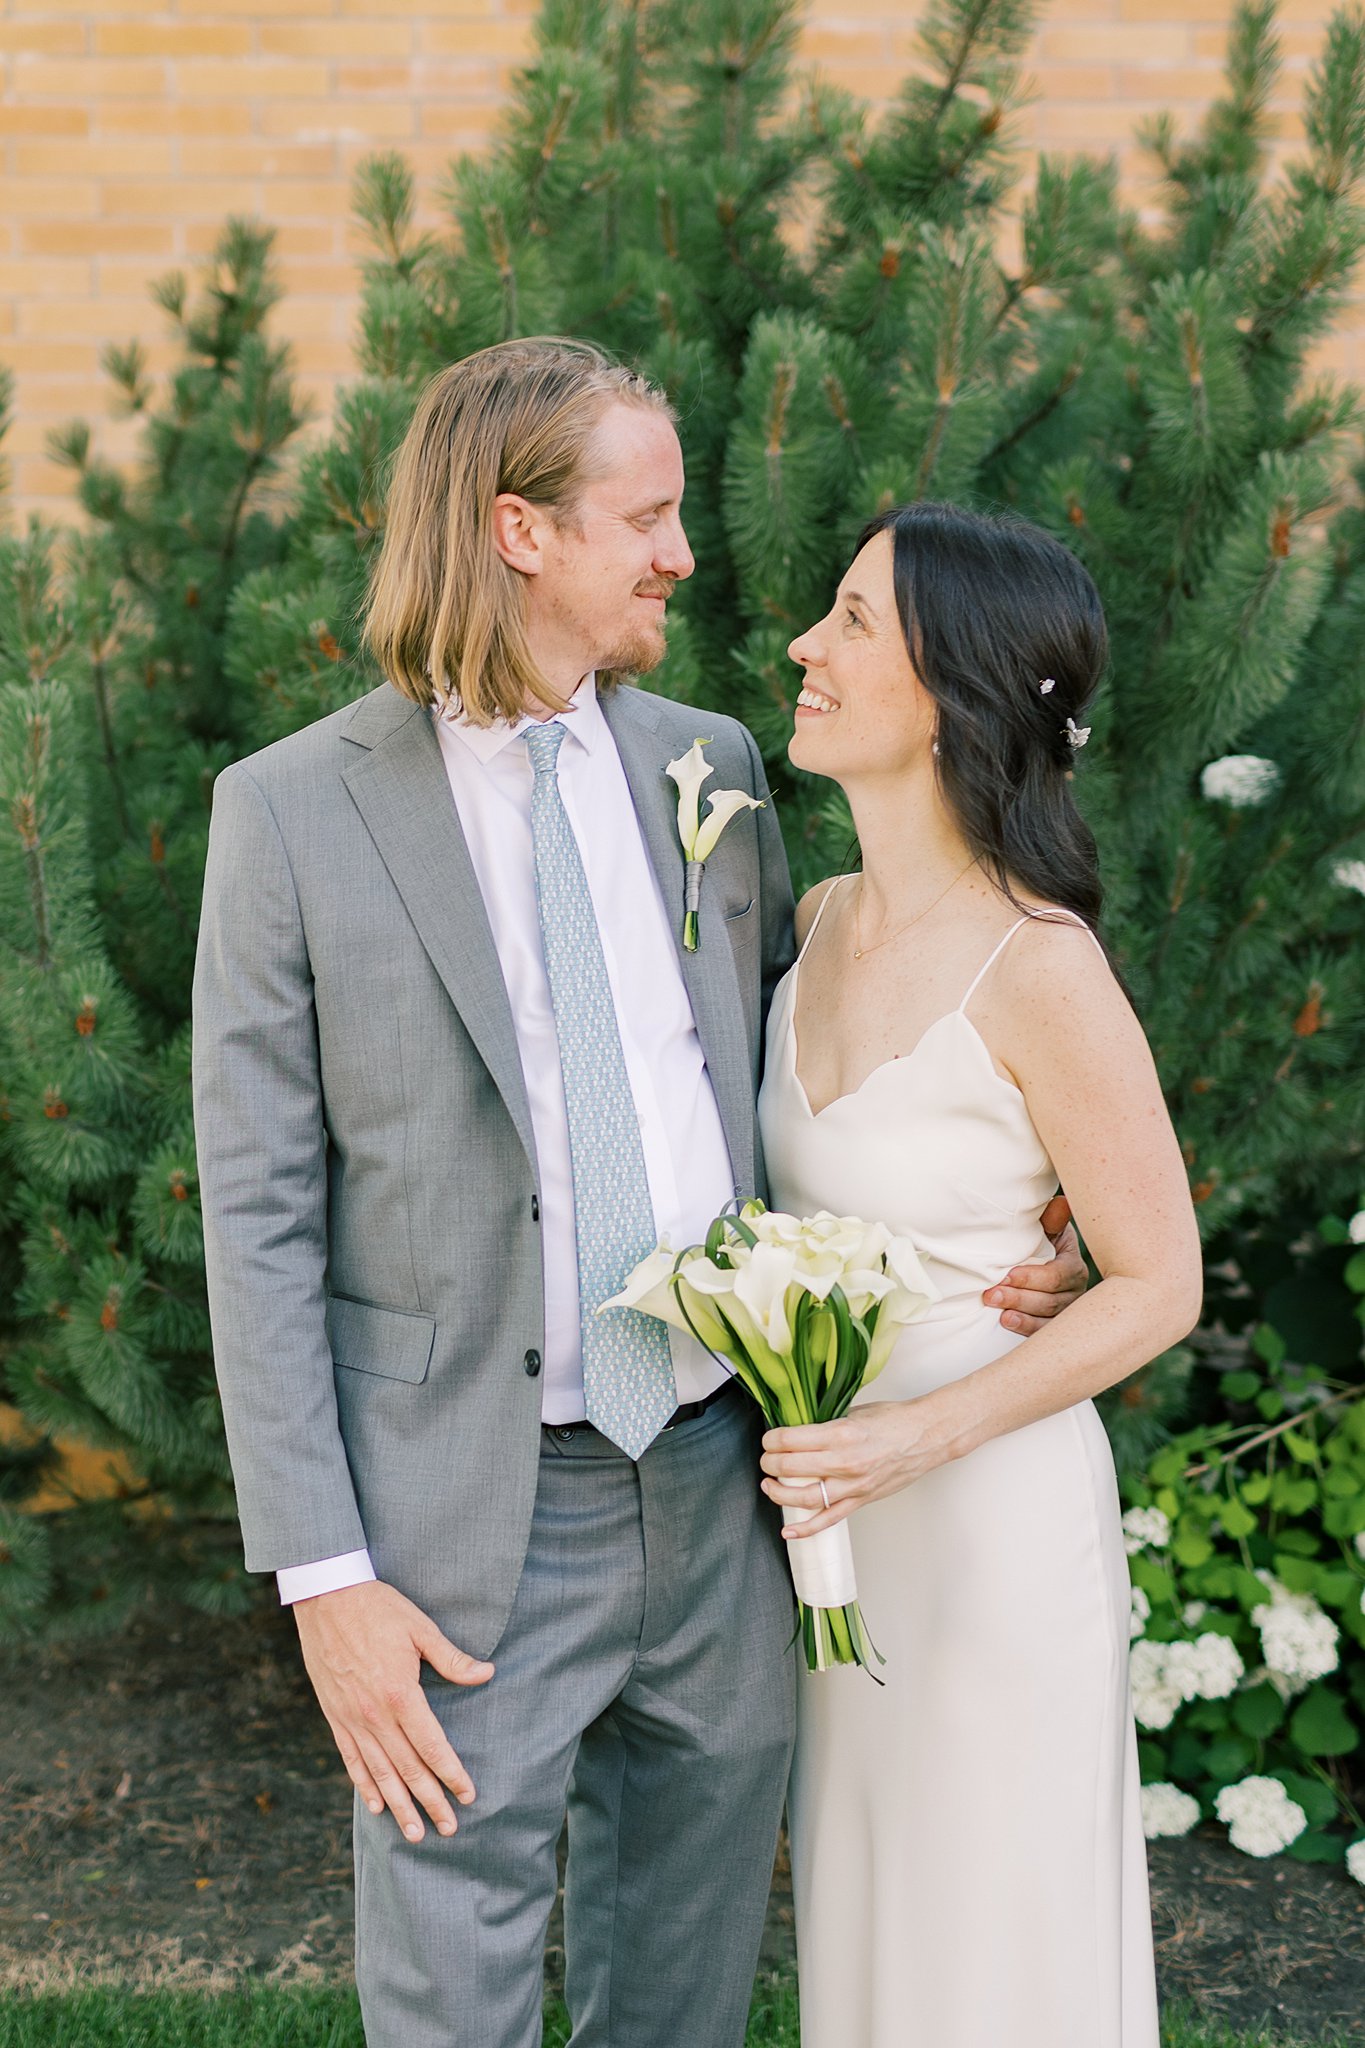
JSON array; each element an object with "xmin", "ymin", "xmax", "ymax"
[{"xmin": 277, "ymin": 678, "xmax": 738, "ymax": 1604}]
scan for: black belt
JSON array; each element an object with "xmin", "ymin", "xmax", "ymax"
[
  {"xmin": 661, "ymin": 1377, "xmax": 737, "ymax": 1430},
  {"xmin": 543, "ymin": 1376, "xmax": 736, "ymax": 1444}
]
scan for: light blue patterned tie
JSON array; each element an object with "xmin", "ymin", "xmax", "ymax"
[{"xmin": 524, "ymin": 719, "xmax": 677, "ymax": 1458}]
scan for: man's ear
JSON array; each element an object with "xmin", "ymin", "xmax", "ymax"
[{"xmin": 491, "ymin": 493, "xmax": 545, "ymax": 576}]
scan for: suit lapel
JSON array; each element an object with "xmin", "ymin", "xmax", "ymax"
[
  {"xmin": 600, "ymin": 687, "xmax": 756, "ymax": 1198},
  {"xmin": 339, "ymin": 686, "xmax": 539, "ymax": 1178}
]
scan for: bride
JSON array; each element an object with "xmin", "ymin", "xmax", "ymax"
[{"xmin": 756, "ymin": 501, "xmax": 1202, "ymax": 2047}]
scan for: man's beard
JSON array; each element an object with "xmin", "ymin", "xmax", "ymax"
[{"xmin": 596, "ymin": 614, "xmax": 668, "ymax": 682}]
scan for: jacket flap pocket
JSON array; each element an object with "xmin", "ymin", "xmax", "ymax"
[{"xmin": 326, "ymin": 1294, "xmax": 436, "ymax": 1384}]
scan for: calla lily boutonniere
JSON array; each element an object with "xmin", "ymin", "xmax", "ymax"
[{"xmin": 666, "ymin": 739, "xmax": 764, "ymax": 951}]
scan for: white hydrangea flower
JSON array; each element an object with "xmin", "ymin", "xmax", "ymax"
[
  {"xmin": 1332, "ymin": 860, "xmax": 1365, "ymax": 895},
  {"xmin": 1347, "ymin": 1840, "xmax": 1365, "ymax": 1887},
  {"xmin": 1163, "ymin": 1632, "xmax": 1245, "ymax": 1702},
  {"xmin": 1251, "ymin": 1579, "xmax": 1339, "ymax": 1694},
  {"xmin": 1182, "ymin": 1600, "xmax": 1208, "ymax": 1627},
  {"xmin": 1348, "ymin": 1211, "xmax": 1365, "ymax": 1246},
  {"xmin": 1129, "ymin": 1585, "xmax": 1151, "ymax": 1641},
  {"xmin": 1200, "ymin": 755, "xmax": 1279, "ymax": 806},
  {"xmin": 1215, "ymin": 1776, "xmax": 1308, "ymax": 1858},
  {"xmin": 1123, "ymin": 1506, "xmax": 1172, "ymax": 1556},
  {"xmin": 1129, "ymin": 1640, "xmax": 1182, "ymax": 1730},
  {"xmin": 1141, "ymin": 1783, "xmax": 1200, "ymax": 1840}
]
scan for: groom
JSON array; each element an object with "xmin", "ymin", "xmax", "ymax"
[{"xmin": 192, "ymin": 338, "xmax": 1085, "ymax": 2048}]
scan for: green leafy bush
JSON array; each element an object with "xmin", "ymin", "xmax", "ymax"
[{"xmin": 1123, "ymin": 1208, "xmax": 1365, "ymax": 1862}]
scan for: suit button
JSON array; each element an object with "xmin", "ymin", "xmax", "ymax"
[
  {"xmin": 523, "ymin": 1348, "xmax": 542, "ymax": 1377},
  {"xmin": 531, "ymin": 1194, "xmax": 540, "ymax": 1222}
]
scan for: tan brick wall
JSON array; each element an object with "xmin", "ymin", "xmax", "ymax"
[{"xmin": 0, "ymin": 0, "xmax": 1351, "ymax": 519}]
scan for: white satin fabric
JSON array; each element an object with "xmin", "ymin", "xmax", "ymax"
[{"xmin": 758, "ymin": 880, "xmax": 1158, "ymax": 2048}]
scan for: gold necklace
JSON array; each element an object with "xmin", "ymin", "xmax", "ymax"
[{"xmin": 852, "ymin": 859, "xmax": 979, "ymax": 961}]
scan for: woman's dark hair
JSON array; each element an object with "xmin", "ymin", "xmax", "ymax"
[{"xmin": 854, "ymin": 500, "xmax": 1107, "ymax": 933}]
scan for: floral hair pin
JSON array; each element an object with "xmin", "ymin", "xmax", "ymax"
[
  {"xmin": 1039, "ymin": 677, "xmax": 1056, "ymax": 695},
  {"xmin": 1065, "ymin": 717, "xmax": 1091, "ymax": 749}
]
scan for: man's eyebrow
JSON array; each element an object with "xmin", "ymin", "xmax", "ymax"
[{"xmin": 626, "ymin": 496, "xmax": 678, "ymax": 515}]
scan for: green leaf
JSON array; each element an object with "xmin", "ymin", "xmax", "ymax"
[
  {"xmin": 1256, "ymin": 1391, "xmax": 1286, "ymax": 1421},
  {"xmin": 1276, "ymin": 1529, "xmax": 1322, "ymax": 1557},
  {"xmin": 1271, "ymin": 1472, "xmax": 1317, "ymax": 1515},
  {"xmin": 1253, "ymin": 1323, "xmax": 1288, "ymax": 1367},
  {"xmin": 1285, "ymin": 1827, "xmax": 1345, "ymax": 1863},
  {"xmin": 1323, "ymin": 1495, "xmax": 1365, "ymax": 1537},
  {"xmin": 1234, "ymin": 1566, "xmax": 1271, "ymax": 1609},
  {"xmin": 1198, "ymin": 1735, "xmax": 1256, "ymax": 1781},
  {"xmin": 1282, "ymin": 1429, "xmax": 1318, "ymax": 1464},
  {"xmin": 1289, "ymin": 1685, "xmax": 1357, "ymax": 1757},
  {"xmin": 1344, "ymin": 1250, "xmax": 1365, "ymax": 1294},
  {"xmin": 1242, "ymin": 1471, "xmax": 1272, "ymax": 1505},
  {"xmin": 1221, "ymin": 1370, "xmax": 1260, "ymax": 1402},
  {"xmin": 1137, "ymin": 1739, "xmax": 1169, "ymax": 1780},
  {"xmin": 1273, "ymin": 1554, "xmax": 1320, "ymax": 1592},
  {"xmin": 1232, "ymin": 1683, "xmax": 1286, "ymax": 1739},
  {"xmin": 1313, "ymin": 1568, "xmax": 1358, "ymax": 1607},
  {"xmin": 1173, "ymin": 1527, "xmax": 1215, "ymax": 1568},
  {"xmin": 1149, "ymin": 1447, "xmax": 1189, "ymax": 1487},
  {"xmin": 1169, "ymin": 1730, "xmax": 1208, "ymax": 1781},
  {"xmin": 1130, "ymin": 1559, "xmax": 1177, "ymax": 1605},
  {"xmin": 1275, "ymin": 1771, "xmax": 1339, "ymax": 1826},
  {"xmin": 1218, "ymin": 1496, "xmax": 1258, "ymax": 1539}
]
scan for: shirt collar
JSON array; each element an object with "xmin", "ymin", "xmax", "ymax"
[{"xmin": 434, "ymin": 673, "xmax": 604, "ymax": 765}]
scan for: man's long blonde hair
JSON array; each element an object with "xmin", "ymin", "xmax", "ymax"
[{"xmin": 363, "ymin": 338, "xmax": 676, "ymax": 725}]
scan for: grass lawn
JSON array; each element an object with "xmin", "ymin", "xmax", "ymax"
[{"xmin": 0, "ymin": 1984, "xmax": 1351, "ymax": 2047}]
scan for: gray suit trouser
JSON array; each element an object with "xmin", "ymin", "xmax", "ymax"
[{"xmin": 353, "ymin": 1387, "xmax": 798, "ymax": 2048}]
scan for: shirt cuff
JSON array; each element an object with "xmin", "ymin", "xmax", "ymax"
[{"xmin": 276, "ymin": 1549, "xmax": 377, "ymax": 1605}]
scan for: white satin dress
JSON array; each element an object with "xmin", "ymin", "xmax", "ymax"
[{"xmin": 758, "ymin": 880, "xmax": 1158, "ymax": 2048}]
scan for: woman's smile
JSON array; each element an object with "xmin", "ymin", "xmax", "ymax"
[{"xmin": 795, "ymin": 683, "xmax": 840, "ymax": 719}]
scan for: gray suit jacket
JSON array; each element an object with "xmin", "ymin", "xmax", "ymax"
[{"xmin": 192, "ymin": 680, "xmax": 796, "ymax": 1657}]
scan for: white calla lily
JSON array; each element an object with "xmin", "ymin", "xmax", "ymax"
[
  {"xmin": 666, "ymin": 739, "xmax": 714, "ymax": 853},
  {"xmin": 884, "ymin": 1233, "xmax": 938, "ymax": 1303},
  {"xmin": 694, "ymin": 787, "xmax": 764, "ymax": 862},
  {"xmin": 730, "ymin": 1241, "xmax": 801, "ymax": 1355},
  {"xmin": 665, "ymin": 739, "xmax": 765, "ymax": 950},
  {"xmin": 606, "ymin": 1199, "xmax": 940, "ymax": 1676},
  {"xmin": 600, "ymin": 1243, "xmax": 733, "ymax": 1356}
]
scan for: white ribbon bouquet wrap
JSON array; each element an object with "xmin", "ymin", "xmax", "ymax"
[{"xmin": 603, "ymin": 1203, "xmax": 939, "ymax": 1674}]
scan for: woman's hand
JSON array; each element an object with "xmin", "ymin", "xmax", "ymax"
[{"xmin": 760, "ymin": 1395, "xmax": 966, "ymax": 1539}]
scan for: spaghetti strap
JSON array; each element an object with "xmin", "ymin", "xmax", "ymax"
[
  {"xmin": 795, "ymin": 874, "xmax": 855, "ymax": 966},
  {"xmin": 956, "ymin": 906, "xmax": 1105, "ymax": 1014},
  {"xmin": 956, "ymin": 918, "xmax": 1029, "ymax": 1013}
]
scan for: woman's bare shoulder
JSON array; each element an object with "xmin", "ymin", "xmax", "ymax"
[
  {"xmin": 794, "ymin": 876, "xmax": 848, "ymax": 950},
  {"xmin": 989, "ymin": 908, "xmax": 1137, "ymax": 1051}
]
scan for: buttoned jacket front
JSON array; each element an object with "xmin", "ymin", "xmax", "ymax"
[{"xmin": 192, "ymin": 679, "xmax": 796, "ymax": 1658}]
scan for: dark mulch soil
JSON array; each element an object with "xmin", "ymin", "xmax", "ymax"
[{"xmin": 1, "ymin": 1604, "xmax": 1361, "ymax": 2040}]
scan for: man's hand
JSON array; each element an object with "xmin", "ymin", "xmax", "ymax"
[
  {"xmin": 983, "ymin": 1194, "xmax": 1089, "ymax": 1337},
  {"xmin": 293, "ymin": 1580, "xmax": 494, "ymax": 1843}
]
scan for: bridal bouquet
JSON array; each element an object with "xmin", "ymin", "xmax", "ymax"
[{"xmin": 603, "ymin": 1203, "xmax": 938, "ymax": 1674}]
